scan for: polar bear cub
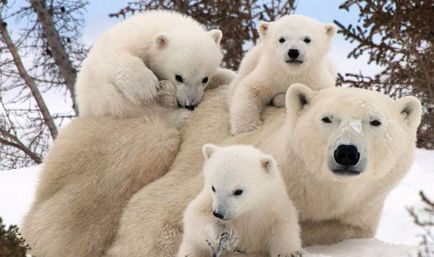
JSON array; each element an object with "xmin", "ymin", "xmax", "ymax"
[
  {"xmin": 229, "ymin": 15, "xmax": 336, "ymax": 134},
  {"xmin": 177, "ymin": 144, "xmax": 303, "ymax": 257},
  {"xmin": 75, "ymin": 10, "xmax": 234, "ymax": 127}
]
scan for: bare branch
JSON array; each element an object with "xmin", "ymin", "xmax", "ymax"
[
  {"xmin": 0, "ymin": 130, "xmax": 42, "ymax": 164},
  {"xmin": 421, "ymin": 191, "xmax": 434, "ymax": 208},
  {"xmin": 30, "ymin": 0, "xmax": 78, "ymax": 113},
  {"xmin": 0, "ymin": 16, "xmax": 58, "ymax": 139}
]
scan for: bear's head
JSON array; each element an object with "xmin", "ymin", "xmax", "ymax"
[
  {"xmin": 258, "ymin": 15, "xmax": 335, "ymax": 73},
  {"xmin": 284, "ymin": 83, "xmax": 422, "ymax": 181},
  {"xmin": 201, "ymin": 144, "xmax": 279, "ymax": 221},
  {"xmin": 148, "ymin": 29, "xmax": 223, "ymax": 110}
]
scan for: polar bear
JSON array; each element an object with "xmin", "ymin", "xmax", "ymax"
[
  {"xmin": 104, "ymin": 84, "xmax": 421, "ymax": 257},
  {"xmin": 228, "ymin": 15, "xmax": 336, "ymax": 134},
  {"xmin": 75, "ymin": 10, "xmax": 234, "ymax": 127},
  {"xmin": 21, "ymin": 117, "xmax": 181, "ymax": 257},
  {"xmin": 177, "ymin": 144, "xmax": 302, "ymax": 257},
  {"xmin": 23, "ymin": 84, "xmax": 421, "ymax": 257}
]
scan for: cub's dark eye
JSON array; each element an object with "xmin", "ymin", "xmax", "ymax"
[
  {"xmin": 211, "ymin": 186, "xmax": 216, "ymax": 192},
  {"xmin": 202, "ymin": 77, "xmax": 209, "ymax": 83},
  {"xmin": 304, "ymin": 37, "xmax": 311, "ymax": 44},
  {"xmin": 233, "ymin": 189, "xmax": 243, "ymax": 196},
  {"xmin": 175, "ymin": 75, "xmax": 184, "ymax": 83},
  {"xmin": 279, "ymin": 37, "xmax": 285, "ymax": 43},
  {"xmin": 322, "ymin": 117, "xmax": 332, "ymax": 123},
  {"xmin": 370, "ymin": 120, "xmax": 381, "ymax": 126}
]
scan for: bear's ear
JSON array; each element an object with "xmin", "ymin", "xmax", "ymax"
[
  {"xmin": 154, "ymin": 32, "xmax": 169, "ymax": 49},
  {"xmin": 325, "ymin": 24, "xmax": 337, "ymax": 38},
  {"xmin": 395, "ymin": 96, "xmax": 422, "ymax": 129},
  {"xmin": 208, "ymin": 29, "xmax": 222, "ymax": 45},
  {"xmin": 260, "ymin": 155, "xmax": 275, "ymax": 174},
  {"xmin": 258, "ymin": 21, "xmax": 270, "ymax": 38},
  {"xmin": 285, "ymin": 83, "xmax": 316, "ymax": 116},
  {"xmin": 202, "ymin": 144, "xmax": 221, "ymax": 160}
]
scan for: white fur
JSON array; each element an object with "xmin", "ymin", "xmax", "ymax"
[
  {"xmin": 228, "ymin": 15, "xmax": 337, "ymax": 134},
  {"xmin": 22, "ymin": 85, "xmax": 421, "ymax": 257},
  {"xmin": 75, "ymin": 10, "xmax": 232, "ymax": 123},
  {"xmin": 177, "ymin": 144, "xmax": 302, "ymax": 257}
]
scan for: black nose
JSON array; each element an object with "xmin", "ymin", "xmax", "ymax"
[
  {"xmin": 185, "ymin": 104, "xmax": 196, "ymax": 111},
  {"xmin": 213, "ymin": 211, "xmax": 224, "ymax": 219},
  {"xmin": 334, "ymin": 145, "xmax": 360, "ymax": 166},
  {"xmin": 288, "ymin": 49, "xmax": 300, "ymax": 59}
]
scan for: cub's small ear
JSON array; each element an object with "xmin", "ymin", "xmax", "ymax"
[
  {"xmin": 396, "ymin": 96, "xmax": 422, "ymax": 129},
  {"xmin": 154, "ymin": 32, "xmax": 169, "ymax": 49},
  {"xmin": 202, "ymin": 144, "xmax": 220, "ymax": 160},
  {"xmin": 258, "ymin": 21, "xmax": 270, "ymax": 38},
  {"xmin": 208, "ymin": 29, "xmax": 222, "ymax": 45},
  {"xmin": 325, "ymin": 24, "xmax": 337, "ymax": 38},
  {"xmin": 260, "ymin": 155, "xmax": 275, "ymax": 174},
  {"xmin": 285, "ymin": 83, "xmax": 316, "ymax": 116}
]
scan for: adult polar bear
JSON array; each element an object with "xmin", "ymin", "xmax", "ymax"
[
  {"xmin": 103, "ymin": 84, "xmax": 421, "ymax": 257},
  {"xmin": 22, "ymin": 84, "xmax": 421, "ymax": 257}
]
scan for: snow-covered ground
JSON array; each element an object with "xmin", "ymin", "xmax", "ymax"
[{"xmin": 0, "ymin": 149, "xmax": 433, "ymax": 256}]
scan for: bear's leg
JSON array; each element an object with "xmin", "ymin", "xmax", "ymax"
[
  {"xmin": 115, "ymin": 55, "xmax": 160, "ymax": 106},
  {"xmin": 156, "ymin": 80, "xmax": 193, "ymax": 129},
  {"xmin": 177, "ymin": 240, "xmax": 209, "ymax": 257},
  {"xmin": 167, "ymin": 108, "xmax": 193, "ymax": 129},
  {"xmin": 207, "ymin": 68, "xmax": 236, "ymax": 89},
  {"xmin": 269, "ymin": 219, "xmax": 303, "ymax": 257},
  {"xmin": 157, "ymin": 80, "xmax": 178, "ymax": 108},
  {"xmin": 300, "ymin": 219, "xmax": 376, "ymax": 246},
  {"xmin": 229, "ymin": 76, "xmax": 277, "ymax": 135},
  {"xmin": 301, "ymin": 203, "xmax": 382, "ymax": 246}
]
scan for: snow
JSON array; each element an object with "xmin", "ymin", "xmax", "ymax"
[
  {"xmin": 377, "ymin": 149, "xmax": 434, "ymax": 246},
  {"xmin": 0, "ymin": 149, "xmax": 433, "ymax": 256},
  {"xmin": 307, "ymin": 238, "xmax": 417, "ymax": 257},
  {"xmin": 0, "ymin": 165, "xmax": 41, "ymax": 226}
]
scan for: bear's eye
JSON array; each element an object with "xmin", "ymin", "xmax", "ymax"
[
  {"xmin": 322, "ymin": 116, "xmax": 332, "ymax": 123},
  {"xmin": 211, "ymin": 186, "xmax": 216, "ymax": 192},
  {"xmin": 175, "ymin": 75, "xmax": 184, "ymax": 83},
  {"xmin": 304, "ymin": 37, "xmax": 311, "ymax": 44},
  {"xmin": 233, "ymin": 189, "xmax": 243, "ymax": 196},
  {"xmin": 370, "ymin": 120, "xmax": 382, "ymax": 127},
  {"xmin": 279, "ymin": 37, "xmax": 286, "ymax": 43},
  {"xmin": 202, "ymin": 77, "xmax": 209, "ymax": 83}
]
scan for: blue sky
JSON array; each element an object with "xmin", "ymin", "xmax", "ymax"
[
  {"xmin": 295, "ymin": 0, "xmax": 359, "ymax": 24},
  {"xmin": 80, "ymin": 0, "xmax": 361, "ymax": 44}
]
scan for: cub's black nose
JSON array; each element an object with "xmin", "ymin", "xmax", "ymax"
[
  {"xmin": 288, "ymin": 49, "xmax": 300, "ymax": 59},
  {"xmin": 212, "ymin": 211, "xmax": 224, "ymax": 219},
  {"xmin": 334, "ymin": 145, "xmax": 360, "ymax": 166},
  {"xmin": 185, "ymin": 104, "xmax": 196, "ymax": 111}
]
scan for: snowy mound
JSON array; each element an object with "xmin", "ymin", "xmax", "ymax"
[{"xmin": 307, "ymin": 238, "xmax": 416, "ymax": 257}]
